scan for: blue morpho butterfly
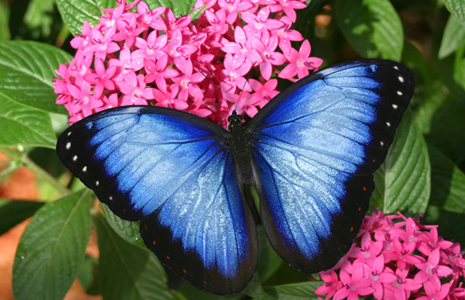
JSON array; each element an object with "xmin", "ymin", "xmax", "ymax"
[{"xmin": 56, "ymin": 59, "xmax": 414, "ymax": 295}]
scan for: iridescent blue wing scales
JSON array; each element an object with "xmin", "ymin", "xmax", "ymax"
[
  {"xmin": 246, "ymin": 60, "xmax": 414, "ymax": 273},
  {"xmin": 140, "ymin": 149, "xmax": 258, "ymax": 294},
  {"xmin": 56, "ymin": 106, "xmax": 258, "ymax": 294}
]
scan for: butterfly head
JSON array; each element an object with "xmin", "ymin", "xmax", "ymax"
[{"xmin": 227, "ymin": 111, "xmax": 243, "ymax": 131}]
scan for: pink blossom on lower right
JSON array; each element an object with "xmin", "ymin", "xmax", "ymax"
[{"xmin": 315, "ymin": 210, "xmax": 465, "ymax": 300}]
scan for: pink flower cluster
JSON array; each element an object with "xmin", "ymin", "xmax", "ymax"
[
  {"xmin": 53, "ymin": 0, "xmax": 322, "ymax": 126},
  {"xmin": 315, "ymin": 211, "xmax": 465, "ymax": 300}
]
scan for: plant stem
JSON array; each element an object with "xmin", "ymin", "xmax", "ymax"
[{"xmin": 0, "ymin": 146, "xmax": 70, "ymax": 197}]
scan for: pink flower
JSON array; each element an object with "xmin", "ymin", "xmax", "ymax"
[
  {"xmin": 223, "ymin": 54, "xmax": 253, "ymax": 90},
  {"xmin": 248, "ymin": 78, "xmax": 279, "ymax": 108},
  {"xmin": 54, "ymin": 0, "xmax": 318, "ymax": 127},
  {"xmin": 249, "ymin": 31, "xmax": 286, "ymax": 80},
  {"xmin": 279, "ymin": 39, "xmax": 323, "ymax": 80},
  {"xmin": 218, "ymin": 0, "xmax": 253, "ymax": 24},
  {"xmin": 417, "ymin": 281, "xmax": 451, "ymax": 300},
  {"xmin": 204, "ymin": 9, "xmax": 228, "ymax": 35},
  {"xmin": 70, "ymin": 21, "xmax": 92, "ymax": 51},
  {"xmin": 153, "ymin": 85, "xmax": 187, "ymax": 110},
  {"xmin": 83, "ymin": 59, "xmax": 117, "ymax": 99},
  {"xmin": 269, "ymin": 0, "xmax": 307, "ymax": 23},
  {"xmin": 387, "ymin": 268, "xmax": 422, "ymax": 300},
  {"xmin": 242, "ymin": 6, "xmax": 284, "ymax": 35},
  {"xmin": 117, "ymin": 73, "xmax": 154, "ymax": 105},
  {"xmin": 417, "ymin": 226, "xmax": 454, "ymax": 255},
  {"xmin": 164, "ymin": 29, "xmax": 197, "ymax": 65},
  {"xmin": 82, "ymin": 26, "xmax": 120, "ymax": 61},
  {"xmin": 383, "ymin": 237, "xmax": 421, "ymax": 269},
  {"xmin": 414, "ymin": 248, "xmax": 453, "ymax": 285},
  {"xmin": 100, "ymin": 2, "xmax": 125, "ymax": 30},
  {"xmin": 276, "ymin": 16, "xmax": 304, "ymax": 55},
  {"xmin": 136, "ymin": 3, "xmax": 165, "ymax": 30},
  {"xmin": 163, "ymin": 9, "xmax": 191, "ymax": 34},
  {"xmin": 316, "ymin": 211, "xmax": 465, "ymax": 300},
  {"xmin": 171, "ymin": 61, "xmax": 204, "ymax": 101},
  {"xmin": 350, "ymin": 233, "xmax": 383, "ymax": 266},
  {"xmin": 221, "ymin": 26, "xmax": 261, "ymax": 63},
  {"xmin": 66, "ymin": 81, "xmax": 103, "ymax": 116},
  {"xmin": 315, "ymin": 271, "xmax": 342, "ymax": 299},
  {"xmin": 361, "ymin": 256, "xmax": 395, "ymax": 300},
  {"xmin": 143, "ymin": 56, "xmax": 179, "ymax": 92},
  {"xmin": 96, "ymin": 93, "xmax": 120, "ymax": 112},
  {"xmin": 109, "ymin": 46, "xmax": 144, "ymax": 80},
  {"xmin": 332, "ymin": 266, "xmax": 374, "ymax": 300},
  {"xmin": 133, "ymin": 30, "xmax": 167, "ymax": 60}
]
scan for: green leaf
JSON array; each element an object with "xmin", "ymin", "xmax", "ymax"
[
  {"xmin": 404, "ymin": 47, "xmax": 448, "ymax": 134},
  {"xmin": 0, "ymin": 41, "xmax": 71, "ymax": 114},
  {"xmin": 0, "ymin": 0, "xmax": 10, "ymax": 40},
  {"xmin": 189, "ymin": 5, "xmax": 207, "ymax": 21},
  {"xmin": 147, "ymin": 0, "xmax": 197, "ymax": 16},
  {"xmin": 0, "ymin": 93, "xmax": 56, "ymax": 148},
  {"xmin": 439, "ymin": 15, "xmax": 465, "ymax": 59},
  {"xmin": 334, "ymin": 0, "xmax": 404, "ymax": 61},
  {"xmin": 23, "ymin": 0, "xmax": 55, "ymax": 39},
  {"xmin": 0, "ymin": 199, "xmax": 44, "ymax": 235},
  {"xmin": 257, "ymin": 226, "xmax": 282, "ymax": 283},
  {"xmin": 412, "ymin": 80, "xmax": 447, "ymax": 135},
  {"xmin": 101, "ymin": 203, "xmax": 145, "ymax": 248},
  {"xmin": 428, "ymin": 145, "xmax": 465, "ymax": 212},
  {"xmin": 95, "ymin": 214, "xmax": 185, "ymax": 300},
  {"xmin": 13, "ymin": 190, "xmax": 92, "ymax": 300},
  {"xmin": 178, "ymin": 283, "xmax": 243, "ymax": 300},
  {"xmin": 371, "ymin": 112, "xmax": 430, "ymax": 215},
  {"xmin": 243, "ymin": 274, "xmax": 272, "ymax": 300},
  {"xmin": 55, "ymin": 0, "xmax": 117, "ymax": 36},
  {"xmin": 443, "ymin": 0, "xmax": 465, "ymax": 24},
  {"xmin": 264, "ymin": 282, "xmax": 322, "ymax": 299},
  {"xmin": 78, "ymin": 255, "xmax": 101, "ymax": 295},
  {"xmin": 402, "ymin": 44, "xmax": 448, "ymax": 134},
  {"xmin": 453, "ymin": 43, "xmax": 465, "ymax": 91},
  {"xmin": 423, "ymin": 205, "xmax": 465, "ymax": 244},
  {"xmin": 426, "ymin": 102, "xmax": 465, "ymax": 166}
]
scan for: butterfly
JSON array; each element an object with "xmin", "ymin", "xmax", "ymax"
[{"xmin": 56, "ymin": 59, "xmax": 414, "ymax": 295}]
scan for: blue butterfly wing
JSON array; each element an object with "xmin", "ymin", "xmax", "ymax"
[
  {"xmin": 56, "ymin": 106, "xmax": 258, "ymax": 294},
  {"xmin": 246, "ymin": 60, "xmax": 414, "ymax": 273}
]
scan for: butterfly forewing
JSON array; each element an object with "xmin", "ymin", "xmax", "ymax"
[
  {"xmin": 56, "ymin": 106, "xmax": 259, "ymax": 294},
  {"xmin": 246, "ymin": 60, "xmax": 414, "ymax": 273}
]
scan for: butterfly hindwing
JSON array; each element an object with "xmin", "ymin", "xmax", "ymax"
[
  {"xmin": 247, "ymin": 60, "xmax": 414, "ymax": 273},
  {"xmin": 57, "ymin": 106, "xmax": 258, "ymax": 294},
  {"xmin": 140, "ymin": 151, "xmax": 258, "ymax": 294}
]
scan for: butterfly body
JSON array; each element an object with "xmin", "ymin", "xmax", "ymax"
[{"xmin": 57, "ymin": 60, "xmax": 414, "ymax": 294}]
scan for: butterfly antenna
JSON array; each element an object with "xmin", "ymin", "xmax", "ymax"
[{"xmin": 196, "ymin": 68, "xmax": 225, "ymax": 104}]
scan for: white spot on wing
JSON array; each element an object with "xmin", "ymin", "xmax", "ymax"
[
  {"xmin": 397, "ymin": 91, "xmax": 403, "ymax": 96},
  {"xmin": 73, "ymin": 155, "xmax": 78, "ymax": 161},
  {"xmin": 82, "ymin": 166, "xmax": 87, "ymax": 172},
  {"xmin": 65, "ymin": 142, "xmax": 71, "ymax": 150},
  {"xmin": 392, "ymin": 104, "xmax": 398, "ymax": 109},
  {"xmin": 398, "ymin": 76, "xmax": 404, "ymax": 83}
]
